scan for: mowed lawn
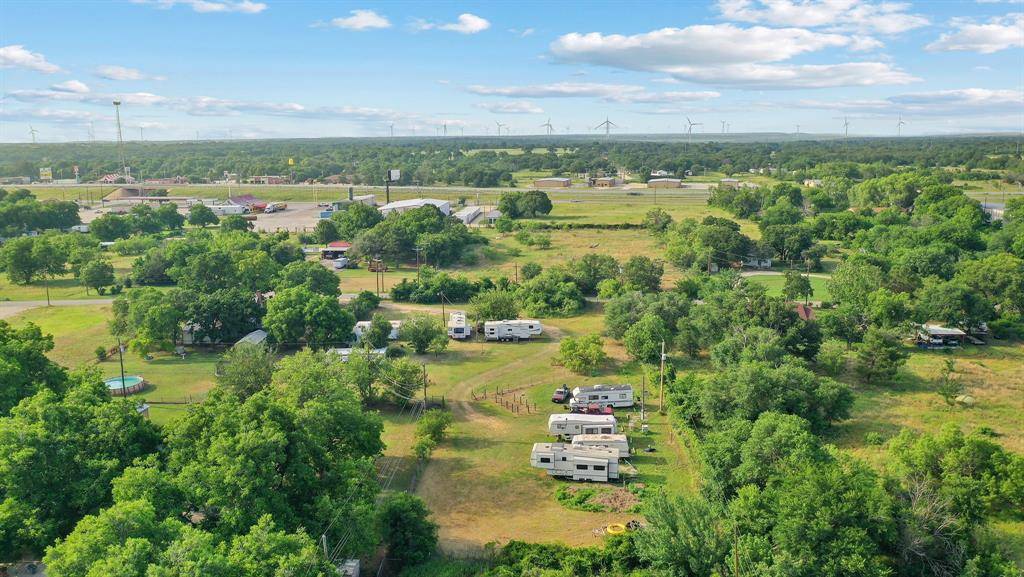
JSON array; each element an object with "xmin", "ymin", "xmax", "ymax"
[
  {"xmin": 745, "ymin": 273, "xmax": 832, "ymax": 302},
  {"xmin": 7, "ymin": 303, "xmax": 221, "ymax": 425},
  {"xmin": 0, "ymin": 254, "xmax": 136, "ymax": 302}
]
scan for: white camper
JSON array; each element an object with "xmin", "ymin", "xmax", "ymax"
[
  {"xmin": 530, "ymin": 442, "xmax": 620, "ymax": 482},
  {"xmin": 327, "ymin": 347, "xmax": 387, "ymax": 362},
  {"xmin": 569, "ymin": 384, "xmax": 634, "ymax": 409},
  {"xmin": 483, "ymin": 319, "xmax": 542, "ymax": 341},
  {"xmin": 447, "ymin": 311, "xmax": 473, "ymax": 340},
  {"xmin": 548, "ymin": 413, "xmax": 617, "ymax": 438},
  {"xmin": 353, "ymin": 320, "xmax": 401, "ymax": 342},
  {"xmin": 209, "ymin": 204, "xmax": 248, "ymax": 216},
  {"xmin": 571, "ymin": 434, "xmax": 630, "ymax": 460}
]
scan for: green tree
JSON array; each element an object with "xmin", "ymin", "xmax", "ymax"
[
  {"xmin": 263, "ymin": 286, "xmax": 355, "ymax": 348},
  {"xmin": 376, "ymin": 493, "xmax": 438, "ymax": 568},
  {"xmin": 827, "ymin": 260, "xmax": 883, "ymax": 311},
  {"xmin": 400, "ymin": 313, "xmax": 448, "ymax": 354},
  {"xmin": 217, "ymin": 342, "xmax": 276, "ymax": 399},
  {"xmin": 235, "ymin": 250, "xmax": 281, "ymax": 293},
  {"xmin": 363, "ymin": 312, "xmax": 393, "ymax": 348},
  {"xmin": 220, "ymin": 214, "xmax": 252, "ymax": 232},
  {"xmin": 0, "ymin": 236, "xmax": 41, "ymax": 284},
  {"xmin": 782, "ymin": 270, "xmax": 812, "ymax": 303},
  {"xmin": 936, "ymin": 358, "xmax": 964, "ymax": 406},
  {"xmin": 636, "ymin": 493, "xmax": 728, "ymax": 577},
  {"xmin": 331, "ymin": 202, "xmax": 383, "ymax": 240},
  {"xmin": 314, "ymin": 218, "xmax": 340, "ymax": 244},
  {"xmin": 275, "ymin": 260, "xmax": 340, "ymax": 296},
  {"xmin": 520, "ymin": 261, "xmax": 542, "ymax": 280},
  {"xmin": 854, "ymin": 328, "xmax": 909, "ymax": 385},
  {"xmin": 623, "ymin": 313, "xmax": 670, "ymax": 363},
  {"xmin": 0, "ymin": 320, "xmax": 66, "ymax": 415},
  {"xmin": 621, "ymin": 255, "xmax": 664, "ymax": 293},
  {"xmin": 80, "ymin": 258, "xmax": 115, "ymax": 294},
  {"xmin": 557, "ymin": 334, "xmax": 608, "ymax": 375},
  {"xmin": 643, "ymin": 207, "xmax": 673, "ymax": 233},
  {"xmin": 187, "ymin": 204, "xmax": 219, "ymax": 227},
  {"xmin": 154, "ymin": 202, "xmax": 185, "ymax": 230},
  {"xmin": 470, "ymin": 288, "xmax": 519, "ymax": 322},
  {"xmin": 816, "ymin": 338, "xmax": 848, "ymax": 376}
]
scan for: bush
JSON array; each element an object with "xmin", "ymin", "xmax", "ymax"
[
  {"xmin": 865, "ymin": 432, "xmax": 884, "ymax": 446},
  {"xmin": 95, "ymin": 346, "xmax": 108, "ymax": 361},
  {"xmin": 557, "ymin": 334, "xmax": 607, "ymax": 375}
]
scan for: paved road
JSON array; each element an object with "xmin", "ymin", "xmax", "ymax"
[{"xmin": 0, "ymin": 298, "xmax": 113, "ymax": 319}]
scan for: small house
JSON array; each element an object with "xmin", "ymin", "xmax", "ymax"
[
  {"xmin": 647, "ymin": 178, "xmax": 682, "ymax": 188},
  {"xmin": 917, "ymin": 324, "xmax": 966, "ymax": 349},
  {"xmin": 533, "ymin": 177, "xmax": 571, "ymax": 188},
  {"xmin": 484, "ymin": 319, "xmax": 542, "ymax": 341},
  {"xmin": 593, "ymin": 177, "xmax": 618, "ymax": 188},
  {"xmin": 569, "ymin": 384, "xmax": 634, "ymax": 409},
  {"xmin": 447, "ymin": 311, "xmax": 473, "ymax": 340},
  {"xmin": 571, "ymin": 434, "xmax": 630, "ymax": 459},
  {"xmin": 353, "ymin": 320, "xmax": 401, "ymax": 342},
  {"xmin": 530, "ymin": 443, "xmax": 620, "ymax": 482},
  {"xmin": 547, "ymin": 414, "xmax": 617, "ymax": 438},
  {"xmin": 742, "ymin": 256, "xmax": 772, "ymax": 269}
]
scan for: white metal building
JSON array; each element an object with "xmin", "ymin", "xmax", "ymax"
[
  {"xmin": 548, "ymin": 413, "xmax": 617, "ymax": 437},
  {"xmin": 569, "ymin": 384, "xmax": 634, "ymax": 409},
  {"xmin": 378, "ymin": 198, "xmax": 451, "ymax": 216},
  {"xmin": 530, "ymin": 442, "xmax": 620, "ymax": 482},
  {"xmin": 453, "ymin": 205, "xmax": 481, "ymax": 225},
  {"xmin": 447, "ymin": 311, "xmax": 473, "ymax": 339},
  {"xmin": 483, "ymin": 319, "xmax": 542, "ymax": 341},
  {"xmin": 571, "ymin": 434, "xmax": 630, "ymax": 459}
]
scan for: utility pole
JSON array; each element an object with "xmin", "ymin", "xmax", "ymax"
[
  {"xmin": 659, "ymin": 340, "xmax": 666, "ymax": 415},
  {"xmin": 513, "ymin": 262, "xmax": 518, "ymax": 283},
  {"xmin": 422, "ymin": 364, "xmax": 428, "ymax": 404},
  {"xmin": 113, "ymin": 100, "xmax": 128, "ymax": 182},
  {"xmin": 640, "ymin": 372, "xmax": 646, "ymax": 422},
  {"xmin": 116, "ymin": 336, "xmax": 127, "ymax": 396}
]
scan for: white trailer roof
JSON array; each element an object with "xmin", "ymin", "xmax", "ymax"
[{"xmin": 548, "ymin": 413, "xmax": 617, "ymax": 426}]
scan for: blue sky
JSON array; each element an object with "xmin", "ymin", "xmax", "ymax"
[{"xmin": 1, "ymin": 0, "xmax": 1022, "ymax": 141}]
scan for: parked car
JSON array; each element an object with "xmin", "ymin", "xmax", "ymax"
[{"xmin": 551, "ymin": 385, "xmax": 569, "ymax": 403}]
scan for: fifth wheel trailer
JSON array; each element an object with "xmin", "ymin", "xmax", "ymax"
[
  {"xmin": 530, "ymin": 443, "xmax": 620, "ymax": 482},
  {"xmin": 568, "ymin": 384, "xmax": 635, "ymax": 409},
  {"xmin": 571, "ymin": 434, "xmax": 630, "ymax": 459},
  {"xmin": 547, "ymin": 414, "xmax": 617, "ymax": 438},
  {"xmin": 447, "ymin": 311, "xmax": 473, "ymax": 340},
  {"xmin": 483, "ymin": 319, "xmax": 542, "ymax": 341}
]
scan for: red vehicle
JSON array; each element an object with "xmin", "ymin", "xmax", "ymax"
[
  {"xmin": 570, "ymin": 403, "xmax": 613, "ymax": 415},
  {"xmin": 551, "ymin": 385, "xmax": 569, "ymax": 403}
]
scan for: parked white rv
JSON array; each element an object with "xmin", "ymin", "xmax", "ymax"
[
  {"xmin": 352, "ymin": 320, "xmax": 401, "ymax": 342},
  {"xmin": 547, "ymin": 414, "xmax": 617, "ymax": 438},
  {"xmin": 571, "ymin": 434, "xmax": 630, "ymax": 459},
  {"xmin": 209, "ymin": 204, "xmax": 248, "ymax": 216},
  {"xmin": 530, "ymin": 443, "xmax": 620, "ymax": 482},
  {"xmin": 483, "ymin": 319, "xmax": 542, "ymax": 341},
  {"xmin": 447, "ymin": 311, "xmax": 472, "ymax": 340},
  {"xmin": 569, "ymin": 384, "xmax": 634, "ymax": 409},
  {"xmin": 327, "ymin": 347, "xmax": 387, "ymax": 362}
]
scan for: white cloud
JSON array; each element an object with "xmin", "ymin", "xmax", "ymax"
[
  {"xmin": 0, "ymin": 45, "xmax": 61, "ymax": 74},
  {"xmin": 475, "ymin": 101, "xmax": 544, "ymax": 114},
  {"xmin": 95, "ymin": 65, "xmax": 165, "ymax": 81},
  {"xmin": 0, "ymin": 108, "xmax": 109, "ymax": 123},
  {"xmin": 416, "ymin": 13, "xmax": 490, "ymax": 34},
  {"xmin": 467, "ymin": 82, "xmax": 720, "ymax": 104},
  {"xmin": 5, "ymin": 88, "xmax": 168, "ymax": 106},
  {"xmin": 326, "ymin": 9, "xmax": 391, "ymax": 30},
  {"xmin": 509, "ymin": 27, "xmax": 535, "ymax": 37},
  {"xmin": 799, "ymin": 88, "xmax": 1024, "ymax": 115},
  {"xmin": 550, "ymin": 25, "xmax": 918, "ymax": 88},
  {"xmin": 926, "ymin": 13, "xmax": 1024, "ymax": 54},
  {"xmin": 51, "ymin": 80, "xmax": 90, "ymax": 93},
  {"xmin": 131, "ymin": 0, "xmax": 266, "ymax": 14},
  {"xmin": 715, "ymin": 0, "xmax": 929, "ymax": 34}
]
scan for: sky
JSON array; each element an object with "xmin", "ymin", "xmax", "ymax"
[{"xmin": 0, "ymin": 0, "xmax": 1022, "ymax": 142}]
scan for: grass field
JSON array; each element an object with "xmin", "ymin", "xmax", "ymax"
[
  {"xmin": 745, "ymin": 273, "xmax": 832, "ymax": 302},
  {"xmin": 0, "ymin": 254, "xmax": 135, "ymax": 302}
]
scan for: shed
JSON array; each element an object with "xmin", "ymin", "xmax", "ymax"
[
  {"xmin": 533, "ymin": 177, "xmax": 571, "ymax": 188},
  {"xmin": 647, "ymin": 178, "xmax": 682, "ymax": 188},
  {"xmin": 917, "ymin": 324, "xmax": 966, "ymax": 349}
]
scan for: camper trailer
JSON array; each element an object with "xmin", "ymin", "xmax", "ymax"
[
  {"xmin": 569, "ymin": 384, "xmax": 634, "ymax": 409},
  {"xmin": 352, "ymin": 320, "xmax": 401, "ymax": 342},
  {"xmin": 571, "ymin": 434, "xmax": 630, "ymax": 459},
  {"xmin": 483, "ymin": 319, "xmax": 542, "ymax": 341},
  {"xmin": 447, "ymin": 311, "xmax": 473, "ymax": 340},
  {"xmin": 530, "ymin": 443, "xmax": 620, "ymax": 482},
  {"xmin": 548, "ymin": 414, "xmax": 617, "ymax": 438}
]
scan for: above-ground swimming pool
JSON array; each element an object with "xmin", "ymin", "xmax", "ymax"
[{"xmin": 105, "ymin": 376, "xmax": 145, "ymax": 396}]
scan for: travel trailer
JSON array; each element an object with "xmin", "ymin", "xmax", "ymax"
[
  {"xmin": 447, "ymin": 311, "xmax": 473, "ymax": 340},
  {"xmin": 530, "ymin": 443, "xmax": 620, "ymax": 482},
  {"xmin": 569, "ymin": 384, "xmax": 635, "ymax": 409},
  {"xmin": 483, "ymin": 319, "xmax": 542, "ymax": 341},
  {"xmin": 547, "ymin": 414, "xmax": 617, "ymax": 438},
  {"xmin": 571, "ymin": 434, "xmax": 630, "ymax": 459},
  {"xmin": 352, "ymin": 320, "xmax": 401, "ymax": 342}
]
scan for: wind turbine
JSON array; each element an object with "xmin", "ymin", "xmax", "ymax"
[
  {"xmin": 594, "ymin": 116, "xmax": 616, "ymax": 137},
  {"xmin": 720, "ymin": 120, "xmax": 726, "ymax": 134},
  {"xmin": 494, "ymin": 120, "xmax": 505, "ymax": 136},
  {"xmin": 443, "ymin": 122, "xmax": 448, "ymax": 137},
  {"xmin": 842, "ymin": 116, "xmax": 850, "ymax": 139},
  {"xmin": 540, "ymin": 118, "xmax": 554, "ymax": 135},
  {"xmin": 685, "ymin": 117, "xmax": 702, "ymax": 147},
  {"xmin": 28, "ymin": 125, "xmax": 38, "ymax": 144},
  {"xmin": 897, "ymin": 114, "xmax": 906, "ymax": 137},
  {"xmin": 389, "ymin": 122, "xmax": 394, "ymax": 138}
]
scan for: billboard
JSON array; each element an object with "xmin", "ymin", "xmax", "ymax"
[
  {"xmin": 386, "ymin": 169, "xmax": 400, "ymax": 182},
  {"xmin": 39, "ymin": 167, "xmax": 53, "ymax": 181}
]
